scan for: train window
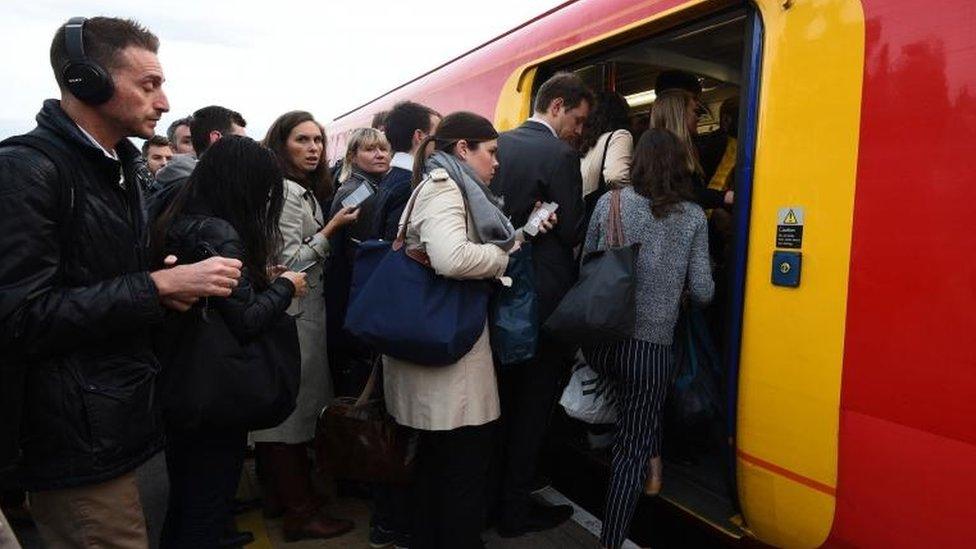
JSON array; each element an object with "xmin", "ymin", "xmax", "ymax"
[{"xmin": 537, "ymin": 8, "xmax": 754, "ymax": 540}]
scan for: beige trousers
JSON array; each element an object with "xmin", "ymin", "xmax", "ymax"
[{"xmin": 29, "ymin": 470, "xmax": 148, "ymax": 549}]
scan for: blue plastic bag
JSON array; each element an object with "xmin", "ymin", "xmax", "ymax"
[{"xmin": 489, "ymin": 242, "xmax": 538, "ymax": 366}]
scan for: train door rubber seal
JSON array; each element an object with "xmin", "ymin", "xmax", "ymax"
[{"xmin": 723, "ymin": 2, "xmax": 765, "ymax": 516}]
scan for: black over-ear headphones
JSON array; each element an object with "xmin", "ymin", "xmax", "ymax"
[{"xmin": 61, "ymin": 17, "xmax": 114, "ymax": 105}]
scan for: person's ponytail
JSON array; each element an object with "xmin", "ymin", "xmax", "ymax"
[{"xmin": 411, "ymin": 135, "xmax": 436, "ymax": 188}]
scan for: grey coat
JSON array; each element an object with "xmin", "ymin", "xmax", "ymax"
[{"xmin": 583, "ymin": 186, "xmax": 714, "ymax": 345}]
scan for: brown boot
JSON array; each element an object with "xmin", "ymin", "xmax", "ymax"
[
  {"xmin": 281, "ymin": 504, "xmax": 354, "ymax": 542},
  {"xmin": 261, "ymin": 443, "xmax": 354, "ymax": 541}
]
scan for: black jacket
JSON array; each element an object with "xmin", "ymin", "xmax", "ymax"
[
  {"xmin": 0, "ymin": 100, "xmax": 166, "ymax": 490},
  {"xmin": 492, "ymin": 120, "xmax": 586, "ymax": 321},
  {"xmin": 158, "ymin": 212, "xmax": 296, "ymax": 424},
  {"xmin": 161, "ymin": 212, "xmax": 296, "ymax": 342}
]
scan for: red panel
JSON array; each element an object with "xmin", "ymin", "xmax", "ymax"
[
  {"xmin": 831, "ymin": 0, "xmax": 976, "ymax": 546},
  {"xmin": 831, "ymin": 412, "xmax": 976, "ymax": 548}
]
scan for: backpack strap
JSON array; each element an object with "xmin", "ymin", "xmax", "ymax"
[{"xmin": 0, "ymin": 133, "xmax": 84, "ymax": 279}]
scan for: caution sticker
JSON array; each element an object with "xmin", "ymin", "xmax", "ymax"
[{"xmin": 776, "ymin": 207, "xmax": 804, "ymax": 249}]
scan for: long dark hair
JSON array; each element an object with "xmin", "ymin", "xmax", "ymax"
[
  {"xmin": 152, "ymin": 136, "xmax": 284, "ymax": 289},
  {"xmin": 410, "ymin": 111, "xmax": 498, "ymax": 187},
  {"xmin": 263, "ymin": 111, "xmax": 334, "ymax": 207},
  {"xmin": 631, "ymin": 128, "xmax": 696, "ymax": 218},
  {"xmin": 578, "ymin": 91, "xmax": 631, "ymax": 154}
]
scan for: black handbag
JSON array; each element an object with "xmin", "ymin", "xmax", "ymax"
[
  {"xmin": 544, "ymin": 189, "xmax": 639, "ymax": 345},
  {"xmin": 160, "ymin": 306, "xmax": 301, "ymax": 432}
]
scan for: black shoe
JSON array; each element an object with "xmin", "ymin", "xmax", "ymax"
[
  {"xmin": 219, "ymin": 529, "xmax": 255, "ymax": 547},
  {"xmin": 496, "ymin": 501, "xmax": 573, "ymax": 538}
]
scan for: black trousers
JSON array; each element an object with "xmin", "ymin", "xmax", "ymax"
[
  {"xmin": 495, "ymin": 337, "xmax": 568, "ymax": 522},
  {"xmin": 413, "ymin": 422, "xmax": 495, "ymax": 549},
  {"xmin": 161, "ymin": 429, "xmax": 246, "ymax": 549}
]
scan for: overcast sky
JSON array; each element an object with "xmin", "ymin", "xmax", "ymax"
[{"xmin": 0, "ymin": 0, "xmax": 565, "ymax": 140}]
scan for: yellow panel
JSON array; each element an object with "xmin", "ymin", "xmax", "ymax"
[
  {"xmin": 494, "ymin": 66, "xmax": 537, "ymax": 131},
  {"xmin": 737, "ymin": 0, "xmax": 864, "ymax": 547}
]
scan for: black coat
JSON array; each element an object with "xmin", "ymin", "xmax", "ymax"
[
  {"xmin": 0, "ymin": 100, "xmax": 165, "ymax": 490},
  {"xmin": 492, "ymin": 120, "xmax": 586, "ymax": 321},
  {"xmin": 157, "ymin": 212, "xmax": 296, "ymax": 426}
]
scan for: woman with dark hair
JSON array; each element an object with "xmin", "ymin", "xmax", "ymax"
[
  {"xmin": 381, "ymin": 111, "xmax": 524, "ymax": 548},
  {"xmin": 253, "ymin": 111, "xmax": 356, "ymax": 541},
  {"xmin": 579, "ymin": 91, "xmax": 634, "ymax": 221},
  {"xmin": 152, "ymin": 136, "xmax": 308, "ymax": 548},
  {"xmin": 582, "ymin": 128, "xmax": 714, "ymax": 549}
]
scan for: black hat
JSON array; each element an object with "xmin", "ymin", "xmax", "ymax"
[{"xmin": 654, "ymin": 70, "xmax": 702, "ymax": 96}]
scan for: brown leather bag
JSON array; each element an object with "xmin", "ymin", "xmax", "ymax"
[{"xmin": 315, "ymin": 358, "xmax": 415, "ymax": 484}]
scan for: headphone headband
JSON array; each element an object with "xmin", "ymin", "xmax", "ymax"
[{"xmin": 64, "ymin": 17, "xmax": 87, "ymax": 63}]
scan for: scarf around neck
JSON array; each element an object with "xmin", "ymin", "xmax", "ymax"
[{"xmin": 424, "ymin": 151, "xmax": 516, "ymax": 251}]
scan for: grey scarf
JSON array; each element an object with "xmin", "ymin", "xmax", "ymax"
[{"xmin": 425, "ymin": 151, "xmax": 516, "ymax": 251}]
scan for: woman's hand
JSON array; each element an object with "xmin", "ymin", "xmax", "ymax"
[
  {"xmin": 531, "ymin": 201, "xmax": 558, "ymax": 234},
  {"xmin": 320, "ymin": 206, "xmax": 360, "ymax": 238},
  {"xmin": 279, "ymin": 271, "xmax": 308, "ymax": 297},
  {"xmin": 268, "ymin": 264, "xmax": 288, "ymax": 279},
  {"xmin": 723, "ymin": 190, "xmax": 734, "ymax": 206},
  {"xmin": 508, "ymin": 239, "xmax": 522, "ymax": 255}
]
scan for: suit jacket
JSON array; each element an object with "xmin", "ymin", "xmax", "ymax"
[{"xmin": 493, "ymin": 120, "xmax": 585, "ymax": 321}]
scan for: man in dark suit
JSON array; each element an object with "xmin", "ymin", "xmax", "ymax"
[{"xmin": 491, "ymin": 72, "xmax": 593, "ymax": 537}]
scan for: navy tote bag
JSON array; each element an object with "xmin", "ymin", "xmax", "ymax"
[{"xmin": 345, "ymin": 177, "xmax": 490, "ymax": 366}]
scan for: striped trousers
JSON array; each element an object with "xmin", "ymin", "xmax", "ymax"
[{"xmin": 586, "ymin": 338, "xmax": 674, "ymax": 549}]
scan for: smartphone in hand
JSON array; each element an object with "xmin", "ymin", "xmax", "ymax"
[{"xmin": 523, "ymin": 202, "xmax": 559, "ymax": 237}]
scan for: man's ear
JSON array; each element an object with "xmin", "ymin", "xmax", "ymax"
[
  {"xmin": 548, "ymin": 97, "xmax": 565, "ymax": 117},
  {"xmin": 208, "ymin": 130, "xmax": 222, "ymax": 146}
]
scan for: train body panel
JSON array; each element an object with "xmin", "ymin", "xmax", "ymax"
[{"xmin": 831, "ymin": 0, "xmax": 976, "ymax": 547}]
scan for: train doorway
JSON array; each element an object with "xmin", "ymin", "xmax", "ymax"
[{"xmin": 534, "ymin": 5, "xmax": 762, "ymax": 543}]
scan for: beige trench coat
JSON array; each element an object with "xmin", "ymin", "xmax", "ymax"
[
  {"xmin": 383, "ymin": 170, "xmax": 510, "ymax": 431},
  {"xmin": 251, "ymin": 179, "xmax": 333, "ymax": 444}
]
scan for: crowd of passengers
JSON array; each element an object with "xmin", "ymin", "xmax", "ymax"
[{"xmin": 0, "ymin": 16, "xmax": 739, "ymax": 549}]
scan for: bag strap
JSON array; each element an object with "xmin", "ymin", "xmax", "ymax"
[
  {"xmin": 595, "ymin": 130, "xmax": 616, "ymax": 195},
  {"xmin": 353, "ymin": 355, "xmax": 382, "ymax": 408},
  {"xmin": 0, "ymin": 133, "xmax": 82, "ymax": 280},
  {"xmin": 605, "ymin": 189, "xmax": 624, "ymax": 248},
  {"xmin": 393, "ymin": 176, "xmax": 432, "ymax": 250}
]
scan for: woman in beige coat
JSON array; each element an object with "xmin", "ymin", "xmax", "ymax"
[
  {"xmin": 382, "ymin": 112, "xmax": 554, "ymax": 549},
  {"xmin": 256, "ymin": 111, "xmax": 358, "ymax": 541}
]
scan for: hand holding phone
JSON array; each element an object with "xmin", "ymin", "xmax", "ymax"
[{"xmin": 523, "ymin": 201, "xmax": 559, "ymax": 236}]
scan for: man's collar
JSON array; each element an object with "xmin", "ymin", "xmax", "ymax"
[
  {"xmin": 527, "ymin": 116, "xmax": 558, "ymax": 138},
  {"xmin": 391, "ymin": 151, "xmax": 414, "ymax": 172},
  {"xmin": 74, "ymin": 122, "xmax": 119, "ymax": 162}
]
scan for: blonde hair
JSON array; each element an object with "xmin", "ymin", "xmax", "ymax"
[
  {"xmin": 650, "ymin": 91, "xmax": 702, "ymax": 176},
  {"xmin": 338, "ymin": 127, "xmax": 391, "ymax": 182}
]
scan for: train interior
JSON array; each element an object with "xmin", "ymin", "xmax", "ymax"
[{"xmin": 537, "ymin": 7, "xmax": 755, "ymax": 541}]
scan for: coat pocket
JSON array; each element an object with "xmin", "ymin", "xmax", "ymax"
[{"xmin": 76, "ymin": 354, "xmax": 159, "ymax": 459}]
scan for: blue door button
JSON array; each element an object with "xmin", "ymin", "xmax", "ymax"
[{"xmin": 772, "ymin": 251, "xmax": 801, "ymax": 287}]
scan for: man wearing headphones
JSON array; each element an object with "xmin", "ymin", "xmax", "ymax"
[{"xmin": 0, "ymin": 17, "xmax": 243, "ymax": 548}]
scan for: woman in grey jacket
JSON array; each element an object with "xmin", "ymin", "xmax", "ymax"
[
  {"xmin": 254, "ymin": 111, "xmax": 358, "ymax": 541},
  {"xmin": 582, "ymin": 128, "xmax": 714, "ymax": 549}
]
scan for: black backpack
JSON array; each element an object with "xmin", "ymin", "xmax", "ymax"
[{"xmin": 0, "ymin": 132, "xmax": 80, "ymax": 485}]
